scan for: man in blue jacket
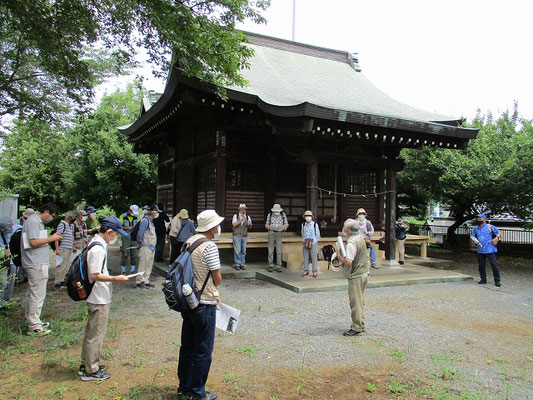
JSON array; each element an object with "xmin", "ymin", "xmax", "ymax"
[{"xmin": 471, "ymin": 213, "xmax": 502, "ymax": 287}]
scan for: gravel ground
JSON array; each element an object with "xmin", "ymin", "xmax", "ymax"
[{"xmin": 1, "ymin": 246, "xmax": 532, "ymax": 400}]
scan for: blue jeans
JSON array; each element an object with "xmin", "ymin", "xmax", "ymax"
[
  {"xmin": 369, "ymin": 247, "xmax": 377, "ymax": 263},
  {"xmin": 178, "ymin": 305, "xmax": 217, "ymax": 397},
  {"xmin": 233, "ymin": 235, "xmax": 248, "ymax": 266},
  {"xmin": 478, "ymin": 252, "xmax": 500, "ymax": 282}
]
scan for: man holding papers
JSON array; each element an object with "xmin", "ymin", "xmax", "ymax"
[
  {"xmin": 21, "ymin": 203, "xmax": 62, "ymax": 336},
  {"xmin": 336, "ymin": 218, "xmax": 370, "ymax": 337}
]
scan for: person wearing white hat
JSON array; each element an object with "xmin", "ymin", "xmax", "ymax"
[
  {"xmin": 265, "ymin": 204, "xmax": 288, "ymax": 272},
  {"xmin": 231, "ymin": 204, "xmax": 252, "ymax": 270},
  {"xmin": 119, "ymin": 205, "xmax": 140, "ymax": 275},
  {"xmin": 177, "ymin": 209, "xmax": 223, "ymax": 400},
  {"xmin": 336, "ymin": 218, "xmax": 370, "ymax": 336},
  {"xmin": 356, "ymin": 208, "xmax": 378, "ymax": 269},
  {"xmin": 301, "ymin": 210, "xmax": 321, "ymax": 278}
]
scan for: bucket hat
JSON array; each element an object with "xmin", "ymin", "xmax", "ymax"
[
  {"xmin": 303, "ymin": 210, "xmax": 313, "ymax": 218},
  {"xmin": 197, "ymin": 210, "xmax": 224, "ymax": 232},
  {"xmin": 356, "ymin": 208, "xmax": 367, "ymax": 216},
  {"xmin": 271, "ymin": 204, "xmax": 283, "ymax": 213}
]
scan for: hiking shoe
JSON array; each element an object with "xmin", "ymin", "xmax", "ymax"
[
  {"xmin": 28, "ymin": 328, "xmax": 52, "ymax": 336},
  {"xmin": 267, "ymin": 267, "xmax": 274, "ymax": 272},
  {"xmin": 145, "ymin": 283, "xmax": 154, "ymax": 288},
  {"xmin": 233, "ymin": 265, "xmax": 240, "ymax": 271},
  {"xmin": 136, "ymin": 283, "xmax": 148, "ymax": 289},
  {"xmin": 343, "ymin": 329, "xmax": 362, "ymax": 337},
  {"xmin": 398, "ymin": 261, "xmax": 404, "ymax": 265},
  {"xmin": 177, "ymin": 389, "xmax": 191, "ymax": 400},
  {"xmin": 54, "ymin": 283, "xmax": 63, "ymax": 291},
  {"xmin": 478, "ymin": 280, "xmax": 487, "ymax": 284},
  {"xmin": 276, "ymin": 268, "xmax": 282, "ymax": 273},
  {"xmin": 495, "ymin": 281, "xmax": 501, "ymax": 287},
  {"xmin": 191, "ymin": 392, "xmax": 218, "ymax": 400},
  {"xmin": 81, "ymin": 369, "xmax": 111, "ymax": 381},
  {"xmin": 240, "ymin": 265, "xmax": 246, "ymax": 270},
  {"xmin": 41, "ymin": 322, "xmax": 50, "ymax": 328},
  {"xmin": 371, "ymin": 262, "xmax": 378, "ymax": 269},
  {"xmin": 78, "ymin": 364, "xmax": 106, "ymax": 376},
  {"xmin": 301, "ymin": 272, "xmax": 309, "ymax": 277}
]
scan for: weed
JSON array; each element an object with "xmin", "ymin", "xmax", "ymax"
[
  {"xmin": 387, "ymin": 380, "xmax": 405, "ymax": 394},
  {"xmin": 257, "ymin": 305, "xmax": 262, "ymax": 312},
  {"xmin": 228, "ymin": 344, "xmax": 257, "ymax": 358},
  {"xmin": 223, "ymin": 373, "xmax": 247, "ymax": 396},
  {"xmin": 68, "ymin": 303, "xmax": 88, "ymax": 322},
  {"xmin": 48, "ymin": 385, "xmax": 71, "ymax": 399},
  {"xmin": 431, "ymin": 353, "xmax": 462, "ymax": 381},
  {"xmin": 108, "ymin": 325, "xmax": 121, "ymax": 339},
  {"xmin": 101, "ymin": 347, "xmax": 114, "ymax": 360},
  {"xmin": 296, "ymin": 351, "xmax": 306, "ymax": 394},
  {"xmin": 171, "ymin": 341, "xmax": 181, "ymax": 349},
  {"xmin": 389, "ymin": 347, "xmax": 405, "ymax": 362},
  {"xmin": 41, "ymin": 351, "xmax": 62, "ymax": 372},
  {"xmin": 366, "ymin": 382, "xmax": 376, "ymax": 393}
]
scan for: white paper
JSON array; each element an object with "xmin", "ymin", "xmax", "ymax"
[
  {"xmin": 215, "ymin": 303, "xmax": 241, "ymax": 334},
  {"xmin": 125, "ymin": 271, "xmax": 144, "ymax": 279},
  {"xmin": 336, "ymin": 236, "xmax": 346, "ymax": 257},
  {"xmin": 55, "ymin": 255, "xmax": 63, "ymax": 267},
  {"xmin": 471, "ymin": 236, "xmax": 482, "ymax": 247},
  {"xmin": 23, "ymin": 230, "xmax": 47, "ymax": 249},
  {"xmin": 125, "ymin": 246, "xmax": 139, "ymax": 250}
]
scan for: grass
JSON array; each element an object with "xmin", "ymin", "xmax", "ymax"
[
  {"xmin": 48, "ymin": 385, "xmax": 71, "ymax": 399},
  {"xmin": 389, "ymin": 347, "xmax": 405, "ymax": 362},
  {"xmin": 431, "ymin": 353, "xmax": 462, "ymax": 381},
  {"xmin": 366, "ymin": 382, "xmax": 376, "ymax": 393},
  {"xmin": 228, "ymin": 344, "xmax": 257, "ymax": 358}
]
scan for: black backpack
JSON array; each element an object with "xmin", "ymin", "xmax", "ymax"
[
  {"xmin": 162, "ymin": 238, "xmax": 211, "ymax": 313},
  {"xmin": 65, "ymin": 241, "xmax": 105, "ymax": 301},
  {"xmin": 9, "ymin": 228, "xmax": 22, "ymax": 267},
  {"xmin": 129, "ymin": 219, "xmax": 141, "ymax": 242}
]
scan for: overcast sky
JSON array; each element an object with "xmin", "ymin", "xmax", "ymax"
[{"xmin": 113, "ymin": 0, "xmax": 533, "ymax": 120}]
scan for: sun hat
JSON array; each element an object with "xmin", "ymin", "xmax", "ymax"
[
  {"xmin": 238, "ymin": 203, "xmax": 247, "ymax": 209},
  {"xmin": 22, "ymin": 208, "xmax": 35, "ymax": 218},
  {"xmin": 101, "ymin": 216, "xmax": 128, "ymax": 236},
  {"xmin": 129, "ymin": 205, "xmax": 139, "ymax": 216},
  {"xmin": 177, "ymin": 209, "xmax": 189, "ymax": 219},
  {"xmin": 476, "ymin": 213, "xmax": 488, "ymax": 219},
  {"xmin": 149, "ymin": 204, "xmax": 162, "ymax": 213},
  {"xmin": 356, "ymin": 208, "xmax": 367, "ymax": 216},
  {"xmin": 303, "ymin": 210, "xmax": 313, "ymax": 218},
  {"xmin": 196, "ymin": 210, "xmax": 225, "ymax": 233},
  {"xmin": 271, "ymin": 204, "xmax": 283, "ymax": 213}
]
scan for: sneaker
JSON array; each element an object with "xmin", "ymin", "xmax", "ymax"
[
  {"xmin": 28, "ymin": 328, "xmax": 52, "ymax": 336},
  {"xmin": 478, "ymin": 280, "xmax": 487, "ymax": 284},
  {"xmin": 60, "ymin": 281, "xmax": 68, "ymax": 287},
  {"xmin": 41, "ymin": 322, "xmax": 50, "ymax": 328},
  {"xmin": 234, "ymin": 265, "xmax": 240, "ymax": 271},
  {"xmin": 267, "ymin": 267, "xmax": 274, "ymax": 273},
  {"xmin": 240, "ymin": 265, "xmax": 246, "ymax": 270},
  {"xmin": 177, "ymin": 389, "xmax": 191, "ymax": 400},
  {"xmin": 78, "ymin": 364, "xmax": 106, "ymax": 376},
  {"xmin": 54, "ymin": 283, "xmax": 63, "ymax": 291},
  {"xmin": 301, "ymin": 272, "xmax": 309, "ymax": 277},
  {"xmin": 495, "ymin": 281, "xmax": 501, "ymax": 287},
  {"xmin": 343, "ymin": 329, "xmax": 362, "ymax": 337},
  {"xmin": 81, "ymin": 369, "xmax": 111, "ymax": 381},
  {"xmin": 398, "ymin": 261, "xmax": 404, "ymax": 265},
  {"xmin": 136, "ymin": 283, "xmax": 148, "ymax": 289},
  {"xmin": 371, "ymin": 262, "xmax": 378, "ymax": 269},
  {"xmin": 191, "ymin": 392, "xmax": 218, "ymax": 400},
  {"xmin": 145, "ymin": 283, "xmax": 154, "ymax": 288},
  {"xmin": 312, "ymin": 273, "xmax": 318, "ymax": 278},
  {"xmin": 276, "ymin": 268, "xmax": 282, "ymax": 273}
]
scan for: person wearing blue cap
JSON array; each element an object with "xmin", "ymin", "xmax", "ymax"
[
  {"xmin": 119, "ymin": 205, "xmax": 140, "ymax": 275},
  {"xmin": 85, "ymin": 206, "xmax": 99, "ymax": 236},
  {"xmin": 471, "ymin": 213, "xmax": 502, "ymax": 287},
  {"xmin": 80, "ymin": 216, "xmax": 129, "ymax": 381}
]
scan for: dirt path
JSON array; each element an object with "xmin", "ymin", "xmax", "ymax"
[{"xmin": 1, "ymin": 248, "xmax": 532, "ymax": 399}]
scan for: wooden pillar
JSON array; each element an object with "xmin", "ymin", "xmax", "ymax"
[
  {"xmin": 377, "ymin": 168, "xmax": 385, "ymax": 226},
  {"xmin": 215, "ymin": 131, "xmax": 226, "ymax": 217},
  {"xmin": 306, "ymin": 161, "xmax": 318, "ymax": 218},
  {"xmin": 384, "ymin": 164, "xmax": 397, "ymax": 261}
]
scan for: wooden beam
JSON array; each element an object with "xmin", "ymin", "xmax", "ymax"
[
  {"xmin": 384, "ymin": 163, "xmax": 397, "ymax": 261},
  {"xmin": 306, "ymin": 161, "xmax": 318, "ymax": 218}
]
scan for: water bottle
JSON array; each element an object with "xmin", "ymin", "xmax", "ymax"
[
  {"xmin": 182, "ymin": 283, "xmax": 199, "ymax": 309},
  {"xmin": 76, "ymin": 282, "xmax": 87, "ymax": 300}
]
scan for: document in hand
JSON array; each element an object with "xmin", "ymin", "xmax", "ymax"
[
  {"xmin": 215, "ymin": 303, "xmax": 241, "ymax": 334},
  {"xmin": 471, "ymin": 236, "xmax": 482, "ymax": 247}
]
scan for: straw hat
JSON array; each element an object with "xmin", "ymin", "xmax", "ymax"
[
  {"xmin": 356, "ymin": 208, "xmax": 367, "ymax": 216},
  {"xmin": 177, "ymin": 209, "xmax": 189, "ymax": 219},
  {"xmin": 197, "ymin": 210, "xmax": 224, "ymax": 232},
  {"xmin": 303, "ymin": 210, "xmax": 313, "ymax": 218},
  {"xmin": 238, "ymin": 203, "xmax": 247, "ymax": 209},
  {"xmin": 271, "ymin": 204, "xmax": 283, "ymax": 213}
]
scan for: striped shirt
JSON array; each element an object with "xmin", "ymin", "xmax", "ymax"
[
  {"xmin": 201, "ymin": 242, "xmax": 221, "ymax": 271},
  {"xmin": 57, "ymin": 220, "xmax": 74, "ymax": 249}
]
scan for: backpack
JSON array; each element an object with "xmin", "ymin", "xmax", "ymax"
[
  {"xmin": 9, "ymin": 228, "xmax": 22, "ymax": 267},
  {"xmin": 322, "ymin": 244, "xmax": 335, "ymax": 262},
  {"xmin": 162, "ymin": 237, "xmax": 211, "ymax": 313},
  {"xmin": 129, "ymin": 219, "xmax": 142, "ymax": 242},
  {"xmin": 65, "ymin": 241, "xmax": 105, "ymax": 301}
]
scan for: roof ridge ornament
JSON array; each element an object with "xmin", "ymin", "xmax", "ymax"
[{"xmin": 350, "ymin": 52, "xmax": 362, "ymax": 72}]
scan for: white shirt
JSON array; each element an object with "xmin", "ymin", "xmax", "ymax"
[
  {"xmin": 87, "ymin": 235, "xmax": 112, "ymax": 304},
  {"xmin": 345, "ymin": 235, "xmax": 359, "ymax": 263}
]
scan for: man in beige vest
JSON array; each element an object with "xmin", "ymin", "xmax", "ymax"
[
  {"xmin": 337, "ymin": 218, "xmax": 370, "ymax": 336},
  {"xmin": 135, "ymin": 204, "xmax": 160, "ymax": 288},
  {"xmin": 177, "ymin": 210, "xmax": 223, "ymax": 400},
  {"xmin": 231, "ymin": 204, "xmax": 252, "ymax": 270}
]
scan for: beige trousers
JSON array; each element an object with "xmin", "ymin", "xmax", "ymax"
[
  {"xmin": 348, "ymin": 274, "xmax": 368, "ymax": 333},
  {"xmin": 24, "ymin": 264, "xmax": 49, "ymax": 331},
  {"xmin": 81, "ymin": 303, "xmax": 111, "ymax": 373},
  {"xmin": 137, "ymin": 246, "xmax": 154, "ymax": 284},
  {"xmin": 55, "ymin": 248, "xmax": 71, "ymax": 285},
  {"xmin": 396, "ymin": 239, "xmax": 406, "ymax": 262}
]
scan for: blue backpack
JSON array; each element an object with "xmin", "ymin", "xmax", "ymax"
[{"xmin": 162, "ymin": 238, "xmax": 211, "ymax": 313}]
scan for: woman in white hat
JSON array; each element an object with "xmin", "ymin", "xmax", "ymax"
[
  {"xmin": 301, "ymin": 210, "xmax": 321, "ymax": 278},
  {"xmin": 168, "ymin": 209, "xmax": 196, "ymax": 265}
]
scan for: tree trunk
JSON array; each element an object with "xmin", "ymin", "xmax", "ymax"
[{"xmin": 445, "ymin": 216, "xmax": 470, "ymax": 248}]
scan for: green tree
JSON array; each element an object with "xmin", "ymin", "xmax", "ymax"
[
  {"xmin": 61, "ymin": 84, "xmax": 157, "ymax": 213},
  {"xmin": 398, "ymin": 108, "xmax": 533, "ymax": 245},
  {"xmin": 0, "ymin": 118, "xmax": 70, "ymax": 208},
  {"xmin": 0, "ymin": 0, "xmax": 269, "ymax": 123}
]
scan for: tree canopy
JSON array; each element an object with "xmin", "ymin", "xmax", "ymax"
[
  {"xmin": 398, "ymin": 108, "xmax": 533, "ymax": 242},
  {"xmin": 0, "ymin": 0, "xmax": 269, "ymax": 123}
]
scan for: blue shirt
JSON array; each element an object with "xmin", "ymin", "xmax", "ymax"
[
  {"xmin": 176, "ymin": 219, "xmax": 197, "ymax": 242},
  {"xmin": 301, "ymin": 221, "xmax": 321, "ymax": 244},
  {"xmin": 472, "ymin": 223, "xmax": 500, "ymax": 254},
  {"xmin": 137, "ymin": 217, "xmax": 155, "ymax": 251}
]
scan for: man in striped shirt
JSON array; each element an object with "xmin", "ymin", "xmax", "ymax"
[
  {"xmin": 54, "ymin": 211, "xmax": 76, "ymax": 291},
  {"xmin": 177, "ymin": 210, "xmax": 223, "ymax": 400}
]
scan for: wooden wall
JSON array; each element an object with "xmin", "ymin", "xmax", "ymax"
[{"xmin": 226, "ymin": 190, "xmax": 265, "ymax": 231}]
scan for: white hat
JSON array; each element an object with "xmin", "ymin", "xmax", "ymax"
[
  {"xmin": 197, "ymin": 210, "xmax": 225, "ymax": 232},
  {"xmin": 330, "ymin": 252, "xmax": 341, "ymax": 272},
  {"xmin": 129, "ymin": 205, "xmax": 139, "ymax": 216},
  {"xmin": 271, "ymin": 204, "xmax": 283, "ymax": 212},
  {"xmin": 356, "ymin": 208, "xmax": 367, "ymax": 216},
  {"xmin": 238, "ymin": 204, "xmax": 247, "ymax": 209}
]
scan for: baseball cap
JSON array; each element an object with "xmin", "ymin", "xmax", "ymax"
[
  {"xmin": 101, "ymin": 216, "xmax": 128, "ymax": 236},
  {"xmin": 476, "ymin": 213, "xmax": 488, "ymax": 219},
  {"xmin": 129, "ymin": 205, "xmax": 139, "ymax": 216}
]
